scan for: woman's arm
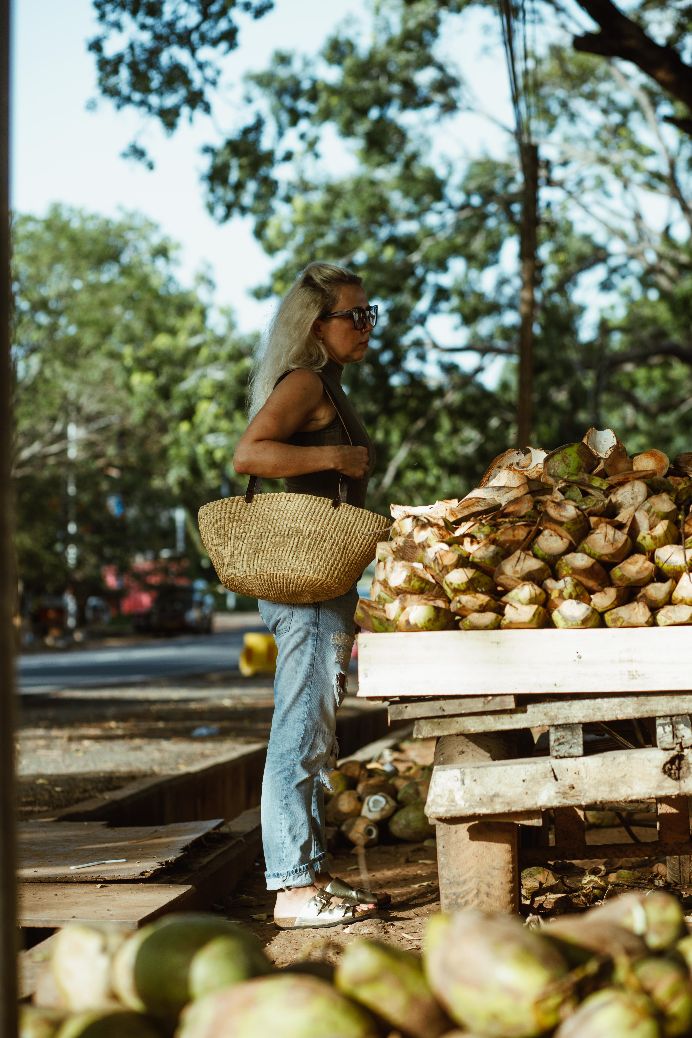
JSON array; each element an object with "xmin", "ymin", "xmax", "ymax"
[{"xmin": 233, "ymin": 369, "xmax": 369, "ymax": 480}]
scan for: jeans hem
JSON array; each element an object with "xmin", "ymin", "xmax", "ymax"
[{"xmin": 265, "ymin": 852, "xmax": 328, "ymax": 891}]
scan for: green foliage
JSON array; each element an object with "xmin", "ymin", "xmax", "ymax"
[
  {"xmin": 12, "ymin": 206, "xmax": 255, "ymax": 593},
  {"xmin": 83, "ymin": 0, "xmax": 692, "ymax": 512}
]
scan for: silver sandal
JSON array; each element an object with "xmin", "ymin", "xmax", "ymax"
[
  {"xmin": 274, "ymin": 889, "xmax": 378, "ymax": 930},
  {"xmin": 323, "ymin": 877, "xmax": 391, "ymax": 908}
]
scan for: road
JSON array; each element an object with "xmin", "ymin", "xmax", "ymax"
[{"xmin": 17, "ymin": 621, "xmax": 265, "ymax": 694}]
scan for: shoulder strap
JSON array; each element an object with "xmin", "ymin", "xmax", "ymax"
[{"xmin": 245, "ymin": 368, "xmax": 351, "ymax": 507}]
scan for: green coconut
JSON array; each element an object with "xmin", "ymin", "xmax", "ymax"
[
  {"xmin": 384, "ymin": 559, "xmax": 439, "ymax": 596},
  {"xmin": 656, "ymin": 604, "xmax": 692, "ymax": 626},
  {"xmin": 423, "ymin": 910, "xmax": 573, "ymax": 1038},
  {"xmin": 610, "ymin": 555, "xmax": 656, "ymax": 588},
  {"xmin": 55, "ymin": 1010, "xmax": 161, "ymax": 1038},
  {"xmin": 502, "ymin": 582, "xmax": 547, "ymax": 607},
  {"xmin": 632, "ymin": 956, "xmax": 692, "ymax": 1037},
  {"xmin": 636, "ymin": 520, "xmax": 679, "ymax": 553},
  {"xmin": 176, "ymin": 974, "xmax": 379, "ymax": 1038},
  {"xmin": 396, "ymin": 602, "xmax": 455, "ymax": 632},
  {"xmin": 672, "ymin": 572, "xmax": 692, "ymax": 606},
  {"xmin": 448, "ymin": 592, "xmax": 502, "ymax": 617},
  {"xmin": 586, "ymin": 891, "xmax": 687, "ymax": 952},
  {"xmin": 336, "ymin": 939, "xmax": 450, "ymax": 1038},
  {"xmin": 655, "ymin": 545, "xmax": 690, "ymax": 580},
  {"xmin": 461, "ymin": 611, "xmax": 502, "ymax": 630},
  {"xmin": 111, "ymin": 913, "xmax": 271, "ymax": 1023},
  {"xmin": 443, "ymin": 567, "xmax": 495, "ymax": 598},
  {"xmin": 354, "ymin": 599, "xmax": 395, "ymax": 633},
  {"xmin": 544, "ymin": 442, "xmax": 598, "ymax": 483},
  {"xmin": 551, "ymin": 600, "xmax": 601, "ymax": 629},
  {"xmin": 552, "ymin": 988, "xmax": 659, "ymax": 1038},
  {"xmin": 501, "ymin": 603, "xmax": 549, "ymax": 629},
  {"xmin": 389, "ymin": 803, "xmax": 435, "ymax": 842}
]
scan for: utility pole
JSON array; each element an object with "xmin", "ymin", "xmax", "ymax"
[
  {"xmin": 517, "ymin": 141, "xmax": 539, "ymax": 447},
  {"xmin": 0, "ymin": 0, "xmax": 18, "ymax": 1032}
]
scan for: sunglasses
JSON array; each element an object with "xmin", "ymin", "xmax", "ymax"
[{"xmin": 322, "ymin": 304, "xmax": 378, "ymax": 331}]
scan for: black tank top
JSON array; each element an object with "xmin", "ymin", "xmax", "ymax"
[{"xmin": 277, "ymin": 361, "xmax": 374, "ymax": 508}]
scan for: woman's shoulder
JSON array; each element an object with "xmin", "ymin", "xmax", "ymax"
[{"xmin": 273, "ymin": 367, "xmax": 324, "ymax": 395}]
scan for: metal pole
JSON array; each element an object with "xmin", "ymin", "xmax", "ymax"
[
  {"xmin": 0, "ymin": 0, "xmax": 18, "ymax": 1031},
  {"xmin": 516, "ymin": 141, "xmax": 539, "ymax": 447}
]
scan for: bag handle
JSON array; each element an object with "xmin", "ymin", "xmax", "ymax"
[{"xmin": 244, "ymin": 375, "xmax": 354, "ymax": 509}]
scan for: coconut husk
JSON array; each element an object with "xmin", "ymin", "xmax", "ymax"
[
  {"xmin": 635, "ymin": 519, "xmax": 679, "ymax": 553},
  {"xmin": 501, "ymin": 603, "xmax": 549, "ymax": 629},
  {"xmin": 532, "ymin": 528, "xmax": 572, "ymax": 564},
  {"xmin": 655, "ymin": 544, "xmax": 691, "ymax": 579},
  {"xmin": 502, "ymin": 582, "xmax": 546, "ymax": 607},
  {"xmin": 383, "ymin": 559, "xmax": 441, "ymax": 596},
  {"xmin": 442, "ymin": 566, "xmax": 495, "ymax": 598},
  {"xmin": 633, "ymin": 449, "xmax": 669, "ymax": 478},
  {"xmin": 608, "ymin": 480, "xmax": 649, "ymax": 514},
  {"xmin": 467, "ymin": 541, "xmax": 509, "ymax": 574},
  {"xmin": 355, "ymin": 599, "xmax": 395, "ymax": 633},
  {"xmin": 491, "ymin": 522, "xmax": 538, "ymax": 552},
  {"xmin": 582, "ymin": 427, "xmax": 631, "ymax": 475},
  {"xmin": 552, "ymin": 601, "xmax": 601, "ymax": 629},
  {"xmin": 396, "ymin": 603, "xmax": 456, "ymax": 632},
  {"xmin": 604, "ymin": 601, "xmax": 654, "ymax": 628},
  {"xmin": 461, "ymin": 611, "xmax": 502, "ymax": 631},
  {"xmin": 494, "ymin": 551, "xmax": 551, "ymax": 591},
  {"xmin": 579, "ymin": 526, "xmax": 632, "ymax": 564},
  {"xmin": 541, "ymin": 498, "xmax": 590, "ymax": 544},
  {"xmin": 326, "ymin": 790, "xmax": 364, "ymax": 824},
  {"xmin": 424, "ymin": 542, "xmax": 469, "ymax": 581},
  {"xmin": 656, "ymin": 604, "xmax": 692, "ymax": 626},
  {"xmin": 361, "ymin": 793, "xmax": 398, "ymax": 822},
  {"xmin": 636, "ymin": 580, "xmax": 674, "ymax": 610},
  {"xmin": 642, "ymin": 493, "xmax": 678, "ymax": 522},
  {"xmin": 449, "ymin": 592, "xmax": 502, "ymax": 617},
  {"xmin": 672, "ymin": 572, "xmax": 692, "ymax": 606},
  {"xmin": 555, "ymin": 553, "xmax": 610, "ymax": 592},
  {"xmin": 590, "ymin": 586, "xmax": 630, "ymax": 613},
  {"xmin": 341, "ymin": 817, "xmax": 379, "ymax": 847},
  {"xmin": 543, "ymin": 442, "xmax": 598, "ymax": 483},
  {"xmin": 610, "ymin": 554, "xmax": 656, "ymax": 588}
]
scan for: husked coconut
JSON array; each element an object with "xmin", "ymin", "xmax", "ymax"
[
  {"xmin": 552, "ymin": 600, "xmax": 601, "ymax": 629},
  {"xmin": 555, "ymin": 553, "xmax": 609, "ymax": 593},
  {"xmin": 501, "ymin": 603, "xmax": 549, "ymax": 629},
  {"xmin": 579, "ymin": 526, "xmax": 632, "ymax": 564},
  {"xmin": 494, "ymin": 551, "xmax": 551, "ymax": 591},
  {"xmin": 461, "ymin": 612, "xmax": 502, "ymax": 631},
  {"xmin": 604, "ymin": 602, "xmax": 654, "ymax": 628},
  {"xmin": 672, "ymin": 572, "xmax": 692, "ymax": 606},
  {"xmin": 591, "ymin": 587, "xmax": 630, "ymax": 613},
  {"xmin": 610, "ymin": 555, "xmax": 656, "ymax": 588},
  {"xmin": 656, "ymin": 605, "xmax": 692, "ymax": 626}
]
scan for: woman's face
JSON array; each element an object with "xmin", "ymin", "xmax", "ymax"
[{"xmin": 313, "ymin": 283, "xmax": 374, "ymax": 366}]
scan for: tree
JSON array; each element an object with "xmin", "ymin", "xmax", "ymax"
[
  {"xmin": 12, "ymin": 206, "xmax": 255, "ymax": 593},
  {"xmin": 83, "ymin": 0, "xmax": 690, "ymax": 505}
]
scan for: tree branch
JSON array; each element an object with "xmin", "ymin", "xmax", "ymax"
[
  {"xmin": 571, "ymin": 0, "xmax": 692, "ymax": 131},
  {"xmin": 603, "ymin": 341, "xmax": 692, "ymax": 370}
]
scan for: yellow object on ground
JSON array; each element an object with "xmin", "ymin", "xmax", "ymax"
[{"xmin": 239, "ymin": 632, "xmax": 277, "ymax": 676}]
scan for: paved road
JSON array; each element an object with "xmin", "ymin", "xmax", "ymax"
[{"xmin": 17, "ymin": 623, "xmax": 265, "ymax": 694}]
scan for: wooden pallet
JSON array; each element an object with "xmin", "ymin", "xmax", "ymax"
[{"xmin": 358, "ymin": 627, "xmax": 692, "ymax": 913}]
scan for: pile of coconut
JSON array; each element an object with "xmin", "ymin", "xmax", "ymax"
[
  {"xmin": 358, "ymin": 429, "xmax": 692, "ymax": 633},
  {"xmin": 22, "ymin": 888, "xmax": 692, "ymax": 1037}
]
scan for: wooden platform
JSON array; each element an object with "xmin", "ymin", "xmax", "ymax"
[
  {"xmin": 358, "ymin": 628, "xmax": 692, "ymax": 698},
  {"xmin": 19, "ymin": 882, "xmax": 196, "ymax": 929}
]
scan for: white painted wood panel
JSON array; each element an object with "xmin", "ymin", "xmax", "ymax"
[
  {"xmin": 357, "ymin": 628, "xmax": 692, "ymax": 698},
  {"xmin": 426, "ymin": 748, "xmax": 692, "ymax": 818}
]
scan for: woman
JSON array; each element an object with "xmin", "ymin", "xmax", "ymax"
[{"xmin": 233, "ymin": 262, "xmax": 383, "ymax": 929}]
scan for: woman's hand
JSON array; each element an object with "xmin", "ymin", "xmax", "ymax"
[{"xmin": 332, "ymin": 446, "xmax": 369, "ymax": 479}]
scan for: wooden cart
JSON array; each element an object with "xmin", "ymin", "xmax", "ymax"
[{"xmin": 357, "ymin": 627, "xmax": 692, "ymax": 913}]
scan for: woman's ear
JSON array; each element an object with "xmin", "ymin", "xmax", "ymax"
[{"xmin": 312, "ymin": 319, "xmax": 324, "ymax": 343}]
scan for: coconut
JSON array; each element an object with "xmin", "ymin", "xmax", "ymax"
[
  {"xmin": 642, "ymin": 493, "xmax": 678, "ymax": 522},
  {"xmin": 583, "ymin": 427, "xmax": 630, "ymax": 474},
  {"xmin": 354, "ymin": 599, "xmax": 395, "ymax": 633},
  {"xmin": 176, "ymin": 974, "xmax": 379, "ymax": 1038},
  {"xmin": 636, "ymin": 520, "xmax": 680, "ymax": 553},
  {"xmin": 396, "ymin": 603, "xmax": 456, "ymax": 632},
  {"xmin": 590, "ymin": 586, "xmax": 630, "ymax": 613},
  {"xmin": 604, "ymin": 602, "xmax": 654, "ymax": 628},
  {"xmin": 383, "ymin": 559, "xmax": 439, "ymax": 596},
  {"xmin": 541, "ymin": 498, "xmax": 589, "ymax": 544},
  {"xmin": 341, "ymin": 817, "xmax": 379, "ymax": 847},
  {"xmin": 632, "ymin": 956, "xmax": 692, "ymax": 1037},
  {"xmin": 655, "ymin": 545, "xmax": 691, "ymax": 579},
  {"xmin": 633, "ymin": 449, "xmax": 669, "ymax": 478},
  {"xmin": 443, "ymin": 567, "xmax": 495, "ymax": 598},
  {"xmin": 494, "ymin": 551, "xmax": 551, "ymax": 592},
  {"xmin": 423, "ymin": 910, "xmax": 573, "ymax": 1037},
  {"xmin": 672, "ymin": 572, "xmax": 692, "ymax": 606},
  {"xmin": 543, "ymin": 442, "xmax": 598, "ymax": 483},
  {"xmin": 111, "ymin": 914, "xmax": 271, "ymax": 1023},
  {"xmin": 55, "ymin": 1010, "xmax": 162, "ymax": 1038},
  {"xmin": 335, "ymin": 939, "xmax": 450, "ymax": 1038},
  {"xmin": 553, "ymin": 988, "xmax": 659, "ymax": 1038},
  {"xmin": 397, "ymin": 778, "xmax": 430, "ymax": 806},
  {"xmin": 502, "ymin": 582, "xmax": 546, "ymax": 607},
  {"xmin": 555, "ymin": 553, "xmax": 609, "ymax": 592},
  {"xmin": 637, "ymin": 580, "xmax": 674, "ymax": 610},
  {"xmin": 552, "ymin": 600, "xmax": 601, "ymax": 629},
  {"xmin": 389, "ymin": 804, "xmax": 434, "ymax": 842},
  {"xmin": 448, "ymin": 593, "xmax": 502, "ymax": 617},
  {"xmin": 361, "ymin": 792, "xmax": 398, "ymax": 822},
  {"xmin": 532, "ymin": 528, "xmax": 572, "ymax": 563},
  {"xmin": 424, "ymin": 543, "xmax": 469, "ymax": 581},
  {"xmin": 461, "ymin": 611, "xmax": 502, "ymax": 630},
  {"xmin": 501, "ymin": 603, "xmax": 549, "ymax": 629},
  {"xmin": 49, "ymin": 924, "xmax": 128, "ymax": 1012},
  {"xmin": 585, "ymin": 890, "xmax": 686, "ymax": 952},
  {"xmin": 610, "ymin": 555, "xmax": 656, "ymax": 588},
  {"xmin": 544, "ymin": 576, "xmax": 591, "ymax": 612},
  {"xmin": 579, "ymin": 527, "xmax": 632, "ymax": 564},
  {"xmin": 326, "ymin": 790, "xmax": 364, "ymax": 824},
  {"xmin": 656, "ymin": 604, "xmax": 692, "ymax": 626}
]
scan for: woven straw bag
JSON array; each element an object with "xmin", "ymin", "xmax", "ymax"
[
  {"xmin": 198, "ymin": 482, "xmax": 390, "ymax": 604},
  {"xmin": 198, "ymin": 381, "xmax": 390, "ymax": 604}
]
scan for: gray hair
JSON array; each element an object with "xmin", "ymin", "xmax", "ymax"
[{"xmin": 248, "ymin": 261, "xmax": 362, "ymax": 417}]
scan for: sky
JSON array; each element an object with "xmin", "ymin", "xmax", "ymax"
[{"xmin": 11, "ymin": 0, "xmax": 512, "ymax": 336}]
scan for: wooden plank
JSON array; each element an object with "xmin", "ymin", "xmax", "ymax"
[
  {"xmin": 657, "ymin": 797, "xmax": 691, "ymax": 843},
  {"xmin": 358, "ymin": 628, "xmax": 692, "ymax": 698},
  {"xmin": 553, "ymin": 807, "xmax": 586, "ymax": 853},
  {"xmin": 656, "ymin": 716, "xmax": 692, "ymax": 750},
  {"xmin": 18, "ymin": 819, "xmax": 223, "ymax": 882},
  {"xmin": 426, "ymin": 748, "xmax": 692, "ymax": 819},
  {"xmin": 550, "ymin": 725, "xmax": 584, "ymax": 758},
  {"xmin": 389, "ymin": 695, "xmax": 515, "ymax": 720},
  {"xmin": 18, "ymin": 882, "xmax": 196, "ymax": 929},
  {"xmin": 412, "ymin": 694, "xmax": 692, "ymax": 738},
  {"xmin": 523, "ymin": 840, "xmax": 692, "ymax": 864},
  {"xmin": 172, "ymin": 808, "xmax": 262, "ymax": 911}
]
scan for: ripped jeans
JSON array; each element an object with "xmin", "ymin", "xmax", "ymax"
[{"xmin": 258, "ymin": 586, "xmax": 358, "ymax": 890}]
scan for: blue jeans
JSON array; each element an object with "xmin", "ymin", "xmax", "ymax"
[{"xmin": 258, "ymin": 586, "xmax": 358, "ymax": 890}]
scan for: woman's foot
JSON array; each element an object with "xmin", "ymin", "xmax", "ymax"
[
  {"xmin": 314, "ymin": 873, "xmax": 391, "ymax": 908},
  {"xmin": 274, "ymin": 884, "xmax": 376, "ymax": 929}
]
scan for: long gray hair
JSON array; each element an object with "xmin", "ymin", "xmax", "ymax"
[{"xmin": 248, "ymin": 261, "xmax": 362, "ymax": 417}]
